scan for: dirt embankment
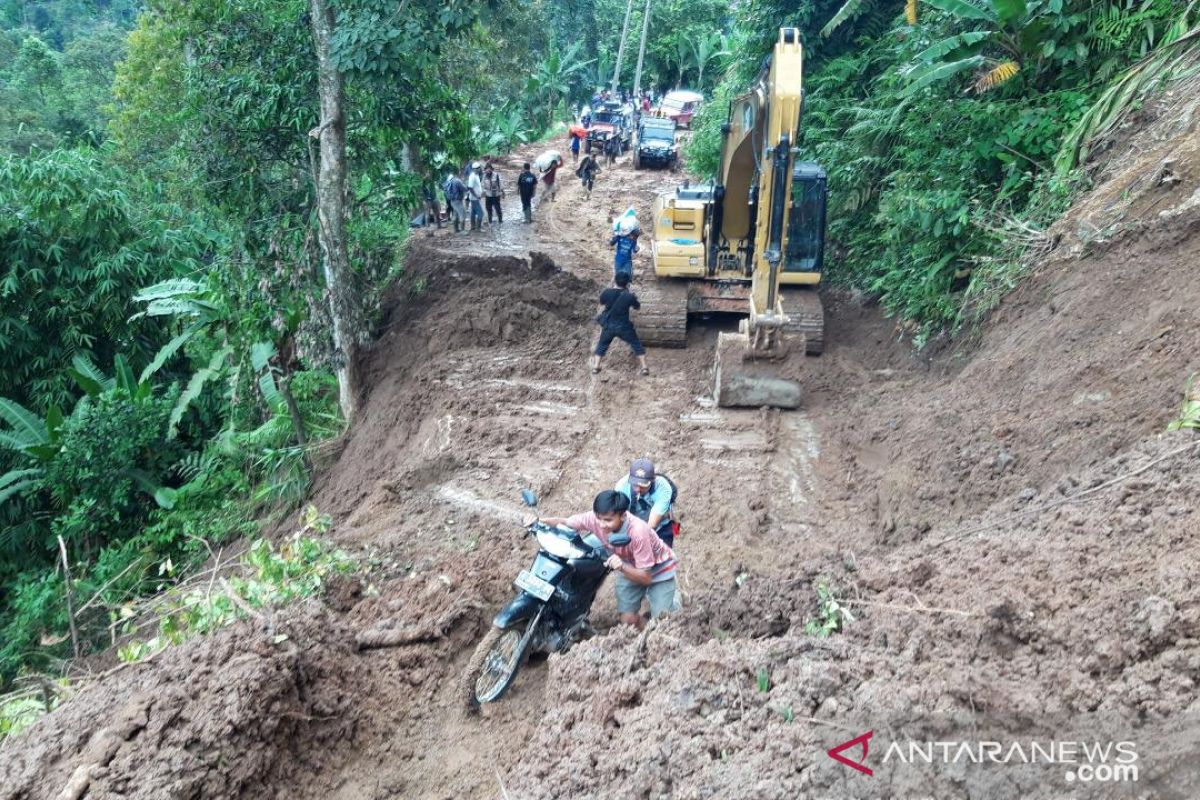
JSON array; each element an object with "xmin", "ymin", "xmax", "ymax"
[{"xmin": 3, "ymin": 112, "xmax": 1200, "ymax": 800}]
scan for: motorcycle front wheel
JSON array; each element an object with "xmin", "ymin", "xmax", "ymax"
[{"xmin": 462, "ymin": 618, "xmax": 535, "ymax": 711}]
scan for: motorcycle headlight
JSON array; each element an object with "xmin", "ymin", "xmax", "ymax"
[{"xmin": 536, "ymin": 528, "xmax": 587, "ymax": 560}]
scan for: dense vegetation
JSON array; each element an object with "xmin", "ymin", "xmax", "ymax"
[
  {"xmin": 0, "ymin": 0, "xmax": 608, "ymax": 688},
  {"xmin": 1, "ymin": 0, "xmax": 1195, "ymax": 695},
  {"xmin": 688, "ymin": 0, "xmax": 1200, "ymax": 340}
]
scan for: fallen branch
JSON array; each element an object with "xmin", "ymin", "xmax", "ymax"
[
  {"xmin": 72, "ymin": 556, "xmax": 147, "ymax": 621},
  {"xmin": 495, "ymin": 767, "xmax": 512, "ymax": 800},
  {"xmin": 846, "ymin": 598, "xmax": 977, "ymax": 618},
  {"xmin": 57, "ymin": 537, "xmax": 81, "ymax": 660},
  {"xmin": 356, "ymin": 595, "xmax": 483, "ymax": 650},
  {"xmin": 218, "ymin": 578, "xmax": 266, "ymax": 622}
]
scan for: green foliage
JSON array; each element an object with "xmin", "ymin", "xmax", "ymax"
[
  {"xmin": 0, "ymin": 686, "xmax": 59, "ymax": 739},
  {"xmin": 755, "ymin": 666, "xmax": 772, "ymax": 693},
  {"xmin": 684, "ymin": 78, "xmax": 737, "ymax": 178},
  {"xmin": 1167, "ymin": 374, "xmax": 1200, "ymax": 432},
  {"xmin": 477, "ymin": 108, "xmax": 537, "ymax": 154},
  {"xmin": 1056, "ymin": 5, "xmax": 1200, "ymax": 174},
  {"xmin": 0, "ymin": 0, "xmax": 494, "ymax": 694},
  {"xmin": 691, "ymin": 0, "xmax": 1185, "ymax": 338},
  {"xmin": 804, "ymin": 582, "xmax": 855, "ymax": 637},
  {"xmin": 45, "ymin": 388, "xmax": 182, "ymax": 550},
  {"xmin": 117, "ymin": 526, "xmax": 353, "ymax": 664},
  {"xmin": 595, "ymin": 0, "xmax": 731, "ymax": 92},
  {"xmin": 525, "ymin": 42, "xmax": 596, "ymax": 129},
  {"xmin": 0, "ymin": 150, "xmax": 214, "ymax": 410},
  {"xmin": 0, "ymin": 25, "xmax": 129, "ymax": 152},
  {"xmin": 0, "ymin": 572, "xmax": 69, "ymax": 685}
]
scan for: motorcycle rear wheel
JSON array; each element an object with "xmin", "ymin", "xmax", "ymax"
[{"xmin": 462, "ymin": 619, "xmax": 534, "ymax": 711}]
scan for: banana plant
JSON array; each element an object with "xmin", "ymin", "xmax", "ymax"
[
  {"xmin": 478, "ymin": 107, "xmax": 534, "ymax": 154},
  {"xmin": 526, "ymin": 42, "xmax": 594, "ymax": 127},
  {"xmin": 667, "ymin": 35, "xmax": 692, "ymax": 88},
  {"xmin": 902, "ymin": 0, "xmax": 1071, "ymax": 95},
  {"xmin": 0, "ymin": 397, "xmax": 61, "ymax": 506},
  {"xmin": 1056, "ymin": 5, "xmax": 1200, "ymax": 173},
  {"xmin": 131, "ymin": 278, "xmax": 231, "ymax": 438},
  {"xmin": 822, "ymin": 0, "xmax": 919, "ymax": 38},
  {"xmin": 691, "ymin": 31, "xmax": 730, "ymax": 89},
  {"xmin": 0, "ymin": 351, "xmax": 182, "ymax": 511}
]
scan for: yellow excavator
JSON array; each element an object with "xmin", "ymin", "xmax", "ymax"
[{"xmin": 638, "ymin": 28, "xmax": 827, "ymax": 408}]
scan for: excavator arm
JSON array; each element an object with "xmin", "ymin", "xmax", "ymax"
[
  {"xmin": 721, "ymin": 28, "xmax": 805, "ymax": 352},
  {"xmin": 644, "ymin": 27, "xmax": 822, "ymax": 408},
  {"xmin": 712, "ymin": 28, "xmax": 814, "ymax": 408}
]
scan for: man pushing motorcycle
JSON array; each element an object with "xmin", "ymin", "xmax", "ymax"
[{"xmin": 527, "ymin": 490, "xmax": 678, "ymax": 629}]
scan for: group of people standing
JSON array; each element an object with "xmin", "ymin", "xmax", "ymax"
[
  {"xmin": 424, "ymin": 158, "xmax": 564, "ymax": 233},
  {"xmin": 418, "ymin": 127, "xmax": 650, "ymax": 379}
]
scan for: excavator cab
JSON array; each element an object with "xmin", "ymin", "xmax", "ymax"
[{"xmin": 784, "ymin": 162, "xmax": 827, "ymax": 277}]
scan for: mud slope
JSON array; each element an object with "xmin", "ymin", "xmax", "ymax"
[{"xmin": 3, "ymin": 118, "xmax": 1200, "ymax": 800}]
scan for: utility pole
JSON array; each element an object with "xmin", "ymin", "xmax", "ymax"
[
  {"xmin": 611, "ymin": 0, "xmax": 635, "ymax": 93},
  {"xmin": 632, "ymin": 0, "xmax": 652, "ymax": 100}
]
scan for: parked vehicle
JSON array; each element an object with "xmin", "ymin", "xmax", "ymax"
[
  {"xmin": 462, "ymin": 490, "xmax": 616, "ymax": 709},
  {"xmin": 657, "ymin": 90, "xmax": 703, "ymax": 128},
  {"xmin": 633, "ymin": 117, "xmax": 678, "ymax": 170},
  {"xmin": 587, "ymin": 101, "xmax": 633, "ymax": 154}
]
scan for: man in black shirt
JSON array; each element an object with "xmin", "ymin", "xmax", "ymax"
[
  {"xmin": 590, "ymin": 273, "xmax": 649, "ymax": 375},
  {"xmin": 516, "ymin": 163, "xmax": 538, "ymax": 223}
]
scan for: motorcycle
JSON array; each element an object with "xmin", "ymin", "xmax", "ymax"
[{"xmin": 462, "ymin": 490, "xmax": 625, "ymax": 710}]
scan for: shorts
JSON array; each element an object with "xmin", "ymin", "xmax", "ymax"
[
  {"xmin": 595, "ymin": 324, "xmax": 645, "ymax": 356},
  {"xmin": 615, "ymin": 575, "xmax": 677, "ymax": 618}
]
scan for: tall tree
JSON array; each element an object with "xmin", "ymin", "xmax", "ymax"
[{"xmin": 308, "ymin": 0, "xmax": 358, "ymax": 423}]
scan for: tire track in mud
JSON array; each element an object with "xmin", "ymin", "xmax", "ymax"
[
  {"xmin": 386, "ymin": 154, "xmax": 826, "ymax": 753},
  {"xmin": 0, "ymin": 145, "xmax": 832, "ymax": 800}
]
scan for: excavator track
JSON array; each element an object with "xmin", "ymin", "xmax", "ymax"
[
  {"xmin": 782, "ymin": 289, "xmax": 824, "ymax": 356},
  {"xmin": 635, "ymin": 276, "xmax": 689, "ymax": 348}
]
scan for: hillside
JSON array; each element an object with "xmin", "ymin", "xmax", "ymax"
[{"xmin": 2, "ymin": 103, "xmax": 1200, "ymax": 799}]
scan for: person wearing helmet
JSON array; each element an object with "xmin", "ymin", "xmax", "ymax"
[
  {"xmin": 530, "ymin": 489, "xmax": 678, "ymax": 628},
  {"xmin": 614, "ymin": 457, "xmax": 678, "ymax": 547}
]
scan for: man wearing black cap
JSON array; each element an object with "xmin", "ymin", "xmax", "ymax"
[{"xmin": 614, "ymin": 457, "xmax": 677, "ymax": 547}]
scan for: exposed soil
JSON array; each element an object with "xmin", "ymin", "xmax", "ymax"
[{"xmin": 3, "ymin": 117, "xmax": 1200, "ymax": 800}]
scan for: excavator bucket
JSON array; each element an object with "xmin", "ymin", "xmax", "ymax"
[{"xmin": 713, "ymin": 330, "xmax": 802, "ymax": 409}]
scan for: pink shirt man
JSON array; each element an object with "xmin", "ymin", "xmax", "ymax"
[{"xmin": 565, "ymin": 511, "xmax": 677, "ymax": 583}]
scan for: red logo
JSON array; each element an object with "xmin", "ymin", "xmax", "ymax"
[{"xmin": 828, "ymin": 730, "xmax": 874, "ymax": 776}]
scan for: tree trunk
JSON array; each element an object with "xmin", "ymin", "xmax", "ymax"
[{"xmin": 308, "ymin": 0, "xmax": 359, "ymax": 424}]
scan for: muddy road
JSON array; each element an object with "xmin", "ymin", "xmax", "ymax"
[{"xmin": 3, "ymin": 136, "xmax": 1200, "ymax": 799}]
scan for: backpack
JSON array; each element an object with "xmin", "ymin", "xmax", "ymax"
[
  {"xmin": 658, "ymin": 473, "xmax": 679, "ymax": 506},
  {"xmin": 443, "ymin": 177, "xmax": 464, "ymax": 201}
]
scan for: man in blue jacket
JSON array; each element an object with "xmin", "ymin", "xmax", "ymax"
[{"xmin": 610, "ymin": 231, "xmax": 638, "ymax": 283}]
